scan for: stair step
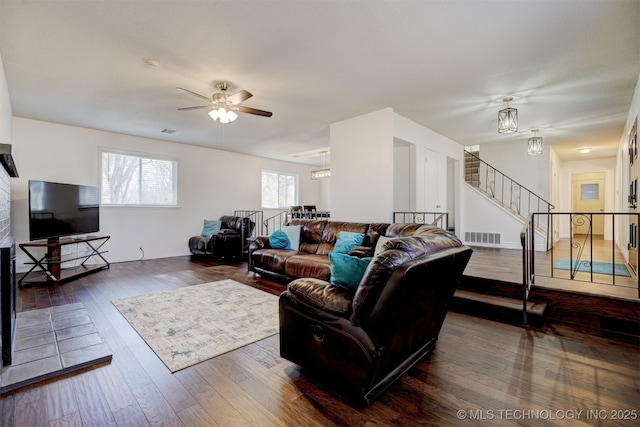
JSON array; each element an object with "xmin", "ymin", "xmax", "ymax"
[{"xmin": 451, "ymin": 289, "xmax": 547, "ymax": 327}]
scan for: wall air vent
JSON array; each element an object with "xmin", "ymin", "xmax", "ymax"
[{"xmin": 464, "ymin": 231, "xmax": 501, "ymax": 245}]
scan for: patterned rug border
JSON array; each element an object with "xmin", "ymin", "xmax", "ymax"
[{"xmin": 112, "ymin": 279, "xmax": 279, "ymax": 372}]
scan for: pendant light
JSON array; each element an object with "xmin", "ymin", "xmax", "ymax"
[
  {"xmin": 498, "ymin": 97, "xmax": 518, "ymax": 134},
  {"xmin": 527, "ymin": 129, "xmax": 543, "ymax": 156}
]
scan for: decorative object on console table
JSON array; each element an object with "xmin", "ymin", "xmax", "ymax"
[
  {"xmin": 18, "ymin": 235, "xmax": 110, "ymax": 286},
  {"xmin": 1, "ymin": 236, "xmax": 16, "ymax": 366}
]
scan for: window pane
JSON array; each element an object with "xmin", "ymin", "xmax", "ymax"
[
  {"xmin": 581, "ymin": 183, "xmax": 598, "ymax": 201},
  {"xmin": 101, "ymin": 151, "xmax": 177, "ymax": 206},
  {"xmin": 261, "ymin": 170, "xmax": 297, "ymax": 209}
]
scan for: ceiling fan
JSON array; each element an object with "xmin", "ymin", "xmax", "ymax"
[{"xmin": 176, "ymin": 81, "xmax": 272, "ymax": 123}]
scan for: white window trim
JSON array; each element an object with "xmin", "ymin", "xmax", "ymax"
[{"xmin": 100, "ymin": 148, "xmax": 179, "ymax": 208}]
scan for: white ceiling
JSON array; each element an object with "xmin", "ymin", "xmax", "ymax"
[{"xmin": 1, "ymin": 0, "xmax": 638, "ymax": 166}]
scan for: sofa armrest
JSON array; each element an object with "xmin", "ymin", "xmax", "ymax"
[
  {"xmin": 287, "ymin": 278, "xmax": 352, "ymax": 316},
  {"xmin": 349, "ymin": 246, "xmax": 373, "ymax": 258},
  {"xmin": 250, "ymin": 236, "xmax": 270, "ymax": 251}
]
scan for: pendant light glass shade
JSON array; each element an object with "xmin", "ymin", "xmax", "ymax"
[
  {"xmin": 498, "ymin": 97, "xmax": 518, "ymax": 134},
  {"xmin": 311, "ymin": 151, "xmax": 330, "ymax": 180},
  {"xmin": 209, "ymin": 107, "xmax": 238, "ymax": 124},
  {"xmin": 527, "ymin": 129, "xmax": 543, "ymax": 156}
]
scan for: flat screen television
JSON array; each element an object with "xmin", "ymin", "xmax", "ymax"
[{"xmin": 29, "ymin": 180, "xmax": 100, "ymax": 241}]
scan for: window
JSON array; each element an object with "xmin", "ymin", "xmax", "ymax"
[
  {"xmin": 261, "ymin": 170, "xmax": 298, "ymax": 209},
  {"xmin": 101, "ymin": 150, "xmax": 178, "ymax": 206},
  {"xmin": 581, "ymin": 183, "xmax": 599, "ymax": 201}
]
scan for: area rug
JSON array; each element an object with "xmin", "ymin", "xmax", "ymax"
[
  {"xmin": 553, "ymin": 259, "xmax": 631, "ymax": 277},
  {"xmin": 112, "ymin": 279, "xmax": 279, "ymax": 372}
]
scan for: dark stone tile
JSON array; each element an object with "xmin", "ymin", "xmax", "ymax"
[
  {"xmin": 14, "ymin": 331, "xmax": 56, "ymax": 352},
  {"xmin": 16, "ymin": 308, "xmax": 51, "ymax": 328},
  {"xmin": 0, "ymin": 302, "xmax": 112, "ymax": 394},
  {"xmin": 60, "ymin": 343, "xmax": 112, "ymax": 369},
  {"xmin": 12, "ymin": 343, "xmax": 58, "ymax": 365},
  {"xmin": 0, "ymin": 355, "xmax": 62, "ymax": 390},
  {"xmin": 16, "ymin": 321, "xmax": 54, "ymax": 339},
  {"xmin": 55, "ymin": 323, "xmax": 98, "ymax": 341},
  {"xmin": 58, "ymin": 332, "xmax": 104, "ymax": 354},
  {"xmin": 51, "ymin": 307, "xmax": 89, "ymax": 322},
  {"xmin": 52, "ymin": 314, "xmax": 92, "ymax": 330},
  {"xmin": 50, "ymin": 302, "xmax": 85, "ymax": 314}
]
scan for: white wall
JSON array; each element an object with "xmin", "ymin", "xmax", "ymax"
[
  {"xmin": 330, "ymin": 108, "xmax": 394, "ymax": 222},
  {"xmin": 330, "ymin": 108, "xmax": 468, "ymax": 228},
  {"xmin": 11, "ymin": 117, "xmax": 321, "ymax": 270},
  {"xmin": 392, "ymin": 112, "xmax": 465, "ymax": 235},
  {"xmin": 393, "ymin": 140, "xmax": 412, "ymax": 211},
  {"xmin": 0, "ymin": 55, "xmax": 11, "ymax": 146},
  {"xmin": 615, "ymin": 73, "xmax": 639, "ymax": 263},
  {"xmin": 480, "ymin": 139, "xmax": 551, "ymax": 201}
]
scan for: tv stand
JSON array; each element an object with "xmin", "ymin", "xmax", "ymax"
[{"xmin": 18, "ymin": 235, "xmax": 110, "ymax": 286}]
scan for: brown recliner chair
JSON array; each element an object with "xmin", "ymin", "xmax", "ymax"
[
  {"xmin": 188, "ymin": 215, "xmax": 255, "ymax": 260},
  {"xmin": 279, "ymin": 225, "xmax": 472, "ymax": 406}
]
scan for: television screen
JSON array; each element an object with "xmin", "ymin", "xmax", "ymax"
[{"xmin": 29, "ymin": 180, "xmax": 100, "ymax": 241}]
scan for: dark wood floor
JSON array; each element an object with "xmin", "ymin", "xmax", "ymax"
[{"xmin": 2, "ymin": 256, "xmax": 639, "ymax": 426}]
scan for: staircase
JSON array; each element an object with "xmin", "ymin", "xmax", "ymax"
[
  {"xmin": 454, "ymin": 150, "xmax": 554, "ymax": 327},
  {"xmin": 452, "ymin": 275, "xmax": 547, "ymax": 328},
  {"xmin": 464, "ymin": 150, "xmax": 480, "ymax": 188}
]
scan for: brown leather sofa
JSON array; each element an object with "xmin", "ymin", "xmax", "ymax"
[
  {"xmin": 251, "ymin": 219, "xmax": 472, "ymax": 405},
  {"xmin": 249, "ymin": 219, "xmax": 388, "ymax": 281}
]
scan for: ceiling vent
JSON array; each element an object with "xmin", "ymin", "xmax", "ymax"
[{"xmin": 161, "ymin": 129, "xmax": 176, "ymax": 134}]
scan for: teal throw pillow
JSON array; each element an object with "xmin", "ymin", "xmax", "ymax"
[
  {"xmin": 269, "ymin": 230, "xmax": 290, "ymax": 249},
  {"xmin": 333, "ymin": 231, "xmax": 365, "ymax": 254},
  {"xmin": 329, "ymin": 252, "xmax": 372, "ymax": 291},
  {"xmin": 281, "ymin": 225, "xmax": 302, "ymax": 251},
  {"xmin": 201, "ymin": 219, "xmax": 222, "ymax": 237}
]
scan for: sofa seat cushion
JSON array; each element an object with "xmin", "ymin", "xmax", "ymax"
[
  {"xmin": 252, "ymin": 249, "xmax": 299, "ymax": 274},
  {"xmin": 189, "ymin": 235, "xmax": 210, "ymax": 252},
  {"xmin": 287, "ymin": 278, "xmax": 352, "ymax": 315},
  {"xmin": 285, "ymin": 254, "xmax": 331, "ymax": 281}
]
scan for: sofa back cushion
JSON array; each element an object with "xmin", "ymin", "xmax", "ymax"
[
  {"xmin": 289, "ymin": 219, "xmax": 326, "ymax": 254},
  {"xmin": 220, "ymin": 215, "xmax": 255, "ymax": 236},
  {"xmin": 317, "ymin": 221, "xmax": 370, "ymax": 255}
]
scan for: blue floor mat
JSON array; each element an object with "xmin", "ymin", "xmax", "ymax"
[{"xmin": 553, "ymin": 259, "xmax": 631, "ymax": 277}]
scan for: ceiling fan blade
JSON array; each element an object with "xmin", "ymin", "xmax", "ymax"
[
  {"xmin": 237, "ymin": 105, "xmax": 273, "ymax": 117},
  {"xmin": 177, "ymin": 105, "xmax": 212, "ymax": 111},
  {"xmin": 176, "ymin": 87, "xmax": 211, "ymax": 102},
  {"xmin": 227, "ymin": 90, "xmax": 253, "ymax": 105}
]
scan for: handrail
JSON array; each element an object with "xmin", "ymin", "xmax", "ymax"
[
  {"xmin": 262, "ymin": 210, "xmax": 290, "ymax": 235},
  {"xmin": 520, "ymin": 214, "xmax": 535, "ymax": 326},
  {"xmin": 465, "ymin": 150, "xmax": 554, "ymax": 244},
  {"xmin": 234, "ymin": 210, "xmax": 263, "ymax": 250},
  {"xmin": 521, "ymin": 212, "xmax": 640, "ymax": 325},
  {"xmin": 393, "ymin": 211, "xmax": 449, "ymax": 230}
]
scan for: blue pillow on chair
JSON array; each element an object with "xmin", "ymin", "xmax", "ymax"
[
  {"xmin": 269, "ymin": 230, "xmax": 290, "ymax": 249},
  {"xmin": 333, "ymin": 231, "xmax": 365, "ymax": 254},
  {"xmin": 329, "ymin": 252, "xmax": 372, "ymax": 291},
  {"xmin": 201, "ymin": 220, "xmax": 222, "ymax": 237}
]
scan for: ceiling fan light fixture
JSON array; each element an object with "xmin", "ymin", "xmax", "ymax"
[
  {"xmin": 227, "ymin": 110, "xmax": 238, "ymax": 122},
  {"xmin": 498, "ymin": 97, "xmax": 518, "ymax": 134}
]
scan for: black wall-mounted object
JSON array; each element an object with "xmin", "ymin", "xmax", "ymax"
[{"xmin": 0, "ymin": 144, "xmax": 18, "ymax": 178}]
